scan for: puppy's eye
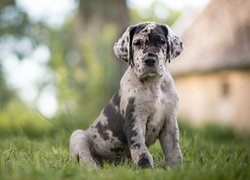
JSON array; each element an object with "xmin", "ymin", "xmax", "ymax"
[
  {"xmin": 133, "ymin": 39, "xmax": 143, "ymax": 46},
  {"xmin": 158, "ymin": 37, "xmax": 166, "ymax": 45}
]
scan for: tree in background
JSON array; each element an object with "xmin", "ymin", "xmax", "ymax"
[
  {"xmin": 0, "ymin": 0, "xmax": 29, "ymax": 107},
  {"xmin": 45, "ymin": 0, "xmax": 130, "ymax": 128}
]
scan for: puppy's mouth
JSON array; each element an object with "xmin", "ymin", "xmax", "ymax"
[{"xmin": 139, "ymin": 70, "xmax": 161, "ymax": 80}]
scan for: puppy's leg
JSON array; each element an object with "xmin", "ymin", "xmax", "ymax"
[
  {"xmin": 159, "ymin": 116, "xmax": 183, "ymax": 168},
  {"xmin": 124, "ymin": 115, "xmax": 153, "ymax": 168},
  {"xmin": 69, "ymin": 130, "xmax": 98, "ymax": 167}
]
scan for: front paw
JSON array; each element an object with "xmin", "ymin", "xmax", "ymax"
[
  {"xmin": 166, "ymin": 152, "xmax": 183, "ymax": 168},
  {"xmin": 137, "ymin": 152, "xmax": 154, "ymax": 168}
]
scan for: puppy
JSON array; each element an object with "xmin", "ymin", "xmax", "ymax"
[{"xmin": 70, "ymin": 22, "xmax": 183, "ymax": 168}]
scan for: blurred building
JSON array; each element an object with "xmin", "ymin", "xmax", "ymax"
[{"xmin": 170, "ymin": 0, "xmax": 250, "ymax": 131}]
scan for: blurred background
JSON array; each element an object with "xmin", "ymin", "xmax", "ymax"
[{"xmin": 0, "ymin": 0, "xmax": 249, "ymax": 137}]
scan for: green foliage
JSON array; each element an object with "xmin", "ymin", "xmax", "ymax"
[
  {"xmin": 46, "ymin": 21, "xmax": 121, "ymax": 128},
  {"xmin": 0, "ymin": 66, "xmax": 14, "ymax": 108},
  {"xmin": 0, "ymin": 99, "xmax": 53, "ymax": 138},
  {"xmin": 129, "ymin": 1, "xmax": 181, "ymax": 25},
  {"xmin": 0, "ymin": 124, "xmax": 249, "ymax": 180}
]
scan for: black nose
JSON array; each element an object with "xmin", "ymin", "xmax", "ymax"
[{"xmin": 144, "ymin": 57, "xmax": 156, "ymax": 66}]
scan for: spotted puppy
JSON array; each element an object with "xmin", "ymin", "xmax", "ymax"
[{"xmin": 70, "ymin": 22, "xmax": 183, "ymax": 168}]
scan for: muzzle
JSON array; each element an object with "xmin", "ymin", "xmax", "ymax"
[{"xmin": 144, "ymin": 53, "xmax": 158, "ymax": 67}]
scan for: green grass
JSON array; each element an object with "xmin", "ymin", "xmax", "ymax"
[{"xmin": 0, "ymin": 121, "xmax": 249, "ymax": 180}]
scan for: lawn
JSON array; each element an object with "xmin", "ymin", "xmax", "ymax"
[{"xmin": 0, "ymin": 121, "xmax": 249, "ymax": 180}]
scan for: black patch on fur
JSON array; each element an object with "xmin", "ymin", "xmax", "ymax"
[
  {"xmin": 110, "ymin": 147, "xmax": 124, "ymax": 154},
  {"xmin": 103, "ymin": 92, "xmax": 127, "ymax": 143},
  {"xmin": 131, "ymin": 143, "xmax": 141, "ymax": 149},
  {"xmin": 138, "ymin": 152, "xmax": 152, "ymax": 168},
  {"xmin": 150, "ymin": 26, "xmax": 165, "ymax": 40},
  {"xmin": 124, "ymin": 98, "xmax": 138, "ymax": 146},
  {"xmin": 111, "ymin": 91, "xmax": 121, "ymax": 106},
  {"xmin": 130, "ymin": 129, "xmax": 138, "ymax": 137},
  {"xmin": 134, "ymin": 23, "xmax": 149, "ymax": 35},
  {"xmin": 128, "ymin": 23, "xmax": 149, "ymax": 66},
  {"xmin": 130, "ymin": 139, "xmax": 136, "ymax": 145},
  {"xmin": 95, "ymin": 122, "xmax": 109, "ymax": 141},
  {"xmin": 142, "ymin": 25, "xmax": 166, "ymax": 55},
  {"xmin": 159, "ymin": 121, "xmax": 166, "ymax": 137},
  {"xmin": 76, "ymin": 154, "xmax": 80, "ymax": 162},
  {"xmin": 160, "ymin": 25, "xmax": 171, "ymax": 62},
  {"xmin": 139, "ymin": 78, "xmax": 145, "ymax": 84},
  {"xmin": 128, "ymin": 26, "xmax": 137, "ymax": 66},
  {"xmin": 124, "ymin": 97, "xmax": 135, "ymax": 121},
  {"xmin": 160, "ymin": 25, "xmax": 169, "ymax": 37}
]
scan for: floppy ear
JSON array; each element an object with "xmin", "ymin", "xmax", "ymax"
[
  {"xmin": 161, "ymin": 25, "xmax": 183, "ymax": 63},
  {"xmin": 113, "ymin": 25, "xmax": 137, "ymax": 66}
]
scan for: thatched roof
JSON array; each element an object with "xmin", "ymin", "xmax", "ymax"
[{"xmin": 169, "ymin": 0, "xmax": 250, "ymax": 76}]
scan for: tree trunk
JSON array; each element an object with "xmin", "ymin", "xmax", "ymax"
[
  {"xmin": 73, "ymin": 0, "xmax": 130, "ymax": 99},
  {"xmin": 79, "ymin": 0, "xmax": 129, "ymax": 33}
]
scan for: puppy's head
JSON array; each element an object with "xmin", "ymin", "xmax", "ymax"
[{"xmin": 113, "ymin": 22, "xmax": 183, "ymax": 79}]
